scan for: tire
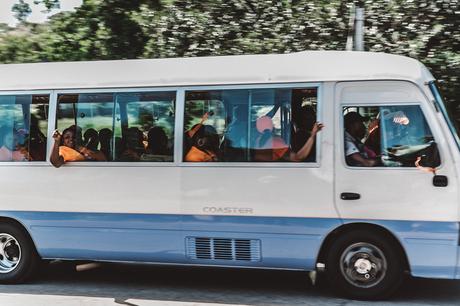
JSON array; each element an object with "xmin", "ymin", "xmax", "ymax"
[
  {"xmin": 326, "ymin": 230, "xmax": 404, "ymax": 300},
  {"xmin": 0, "ymin": 222, "xmax": 39, "ymax": 284}
]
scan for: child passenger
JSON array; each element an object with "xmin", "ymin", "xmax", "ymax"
[
  {"xmin": 0, "ymin": 127, "xmax": 28, "ymax": 161},
  {"xmin": 50, "ymin": 125, "xmax": 106, "ymax": 168},
  {"xmin": 184, "ymin": 112, "xmax": 219, "ymax": 162}
]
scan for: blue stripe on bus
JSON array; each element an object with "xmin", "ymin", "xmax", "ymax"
[{"xmin": 0, "ymin": 211, "xmax": 458, "ymax": 279}]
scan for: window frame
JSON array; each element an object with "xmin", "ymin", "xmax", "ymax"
[
  {"xmin": 52, "ymin": 87, "xmax": 180, "ymax": 167},
  {"xmin": 339, "ymin": 102, "xmax": 445, "ymax": 171},
  {"xmin": 428, "ymin": 81, "xmax": 460, "ymax": 151},
  {"xmin": 0, "ymin": 90, "xmax": 53, "ymax": 167},
  {"xmin": 4, "ymin": 83, "xmax": 322, "ymax": 168},
  {"xmin": 179, "ymin": 82, "xmax": 323, "ymax": 168}
]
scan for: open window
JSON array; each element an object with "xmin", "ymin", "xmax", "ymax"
[
  {"xmin": 342, "ymin": 105, "xmax": 440, "ymax": 168},
  {"xmin": 56, "ymin": 91, "xmax": 175, "ymax": 163},
  {"xmin": 0, "ymin": 94, "xmax": 49, "ymax": 162},
  {"xmin": 183, "ymin": 87, "xmax": 319, "ymax": 163}
]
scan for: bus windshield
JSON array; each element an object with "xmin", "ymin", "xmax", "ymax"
[{"xmin": 429, "ymin": 82, "xmax": 460, "ymax": 150}]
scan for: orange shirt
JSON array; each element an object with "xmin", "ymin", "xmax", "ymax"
[
  {"xmin": 59, "ymin": 146, "xmax": 85, "ymax": 162},
  {"xmin": 185, "ymin": 146, "xmax": 217, "ymax": 162}
]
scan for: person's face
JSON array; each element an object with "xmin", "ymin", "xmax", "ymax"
[
  {"xmin": 197, "ymin": 136, "xmax": 208, "ymax": 149},
  {"xmin": 63, "ymin": 131, "xmax": 75, "ymax": 148},
  {"xmin": 351, "ymin": 121, "xmax": 366, "ymax": 140},
  {"xmin": 197, "ymin": 134, "xmax": 219, "ymax": 151}
]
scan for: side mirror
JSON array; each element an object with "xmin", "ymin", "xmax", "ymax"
[{"xmin": 415, "ymin": 143, "xmax": 448, "ymax": 187}]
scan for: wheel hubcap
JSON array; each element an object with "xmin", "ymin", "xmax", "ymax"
[
  {"xmin": 340, "ymin": 242, "xmax": 387, "ymax": 288},
  {"xmin": 0, "ymin": 234, "xmax": 21, "ymax": 273}
]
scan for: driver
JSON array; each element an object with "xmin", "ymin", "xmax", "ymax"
[{"xmin": 344, "ymin": 112, "xmax": 378, "ymax": 167}]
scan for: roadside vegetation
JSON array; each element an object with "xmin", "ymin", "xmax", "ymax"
[{"xmin": 1, "ymin": 1, "xmax": 458, "ymax": 120}]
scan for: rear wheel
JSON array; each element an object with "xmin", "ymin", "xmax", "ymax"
[
  {"xmin": 0, "ymin": 222, "xmax": 39, "ymax": 283},
  {"xmin": 326, "ymin": 230, "xmax": 404, "ymax": 300}
]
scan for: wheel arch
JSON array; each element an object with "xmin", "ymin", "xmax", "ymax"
[
  {"xmin": 0, "ymin": 216, "xmax": 41, "ymax": 258},
  {"xmin": 316, "ymin": 222, "xmax": 410, "ymax": 273}
]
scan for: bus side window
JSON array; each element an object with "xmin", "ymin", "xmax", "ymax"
[
  {"xmin": 183, "ymin": 91, "xmax": 225, "ymax": 162},
  {"xmin": 183, "ymin": 87, "xmax": 320, "ymax": 163},
  {"xmin": 343, "ymin": 105, "xmax": 440, "ymax": 168},
  {"xmin": 57, "ymin": 93, "xmax": 114, "ymax": 162},
  {"xmin": 0, "ymin": 94, "xmax": 48, "ymax": 162},
  {"xmin": 115, "ymin": 91, "xmax": 175, "ymax": 162},
  {"xmin": 57, "ymin": 91, "xmax": 176, "ymax": 163}
]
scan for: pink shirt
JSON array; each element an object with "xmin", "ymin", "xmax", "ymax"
[{"xmin": 0, "ymin": 146, "xmax": 27, "ymax": 161}]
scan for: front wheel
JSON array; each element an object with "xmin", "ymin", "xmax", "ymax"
[
  {"xmin": 326, "ymin": 231, "xmax": 404, "ymax": 300},
  {"xmin": 0, "ymin": 222, "xmax": 39, "ymax": 283}
]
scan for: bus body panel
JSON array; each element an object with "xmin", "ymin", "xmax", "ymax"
[
  {"xmin": 178, "ymin": 167, "xmax": 335, "ymax": 218},
  {"xmin": 0, "ymin": 211, "xmax": 341, "ymax": 270},
  {"xmin": 1, "ymin": 210, "xmax": 458, "ymax": 278},
  {"xmin": 335, "ymin": 81, "xmax": 459, "ymax": 222},
  {"xmin": 0, "ymin": 52, "xmax": 432, "ymax": 91},
  {"xmin": 0, "ymin": 166, "xmax": 336, "ymax": 219},
  {"xmin": 334, "ymin": 80, "xmax": 460, "ymax": 280},
  {"xmin": 0, "ymin": 52, "xmax": 458, "ymax": 283},
  {"xmin": 0, "ymin": 166, "xmax": 181, "ymax": 214}
]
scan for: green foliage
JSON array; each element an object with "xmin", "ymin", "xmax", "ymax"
[
  {"xmin": 141, "ymin": 0, "xmax": 350, "ymax": 57},
  {"xmin": 362, "ymin": 0, "xmax": 459, "ymax": 119},
  {"xmin": 1, "ymin": 0, "xmax": 459, "ymax": 112},
  {"xmin": 34, "ymin": 0, "xmax": 60, "ymax": 11},
  {"xmin": 12, "ymin": 0, "xmax": 32, "ymax": 22}
]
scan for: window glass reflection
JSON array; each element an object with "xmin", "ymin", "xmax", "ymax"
[
  {"xmin": 183, "ymin": 88, "xmax": 320, "ymax": 162},
  {"xmin": 0, "ymin": 95, "xmax": 48, "ymax": 162},
  {"xmin": 56, "ymin": 91, "xmax": 175, "ymax": 162},
  {"xmin": 343, "ymin": 105, "xmax": 440, "ymax": 167}
]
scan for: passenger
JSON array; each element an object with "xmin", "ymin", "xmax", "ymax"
[
  {"xmin": 253, "ymin": 116, "xmax": 289, "ymax": 161},
  {"xmin": 185, "ymin": 124, "xmax": 219, "ymax": 162},
  {"xmin": 28, "ymin": 115, "xmax": 47, "ymax": 161},
  {"xmin": 99, "ymin": 128, "xmax": 113, "ymax": 161},
  {"xmin": 118, "ymin": 127, "xmax": 145, "ymax": 162},
  {"xmin": 253, "ymin": 116, "xmax": 323, "ymax": 162},
  {"xmin": 364, "ymin": 118, "xmax": 381, "ymax": 156},
  {"xmin": 50, "ymin": 125, "xmax": 106, "ymax": 168},
  {"xmin": 290, "ymin": 121, "xmax": 323, "ymax": 161},
  {"xmin": 146, "ymin": 126, "xmax": 169, "ymax": 155},
  {"xmin": 344, "ymin": 112, "xmax": 378, "ymax": 167},
  {"xmin": 290, "ymin": 105, "xmax": 324, "ymax": 162},
  {"xmin": 82, "ymin": 128, "xmax": 106, "ymax": 161},
  {"xmin": 83, "ymin": 128, "xmax": 99, "ymax": 151},
  {"xmin": 141, "ymin": 126, "xmax": 172, "ymax": 162},
  {"xmin": 74, "ymin": 125, "xmax": 84, "ymax": 148},
  {"xmin": 223, "ymin": 105, "xmax": 248, "ymax": 161},
  {"xmin": 51, "ymin": 126, "xmax": 84, "ymax": 167},
  {"xmin": 183, "ymin": 112, "xmax": 211, "ymax": 156},
  {"xmin": 0, "ymin": 127, "xmax": 28, "ymax": 161}
]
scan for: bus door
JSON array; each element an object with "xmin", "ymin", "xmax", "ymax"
[{"xmin": 334, "ymin": 81, "xmax": 459, "ymax": 278}]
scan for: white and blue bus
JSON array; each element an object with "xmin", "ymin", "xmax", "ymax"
[{"xmin": 0, "ymin": 51, "xmax": 458, "ymax": 299}]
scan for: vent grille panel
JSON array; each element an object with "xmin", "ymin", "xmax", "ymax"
[{"xmin": 186, "ymin": 237, "xmax": 261, "ymax": 262}]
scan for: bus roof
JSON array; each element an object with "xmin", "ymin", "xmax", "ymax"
[{"xmin": 0, "ymin": 51, "xmax": 433, "ymax": 91}]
